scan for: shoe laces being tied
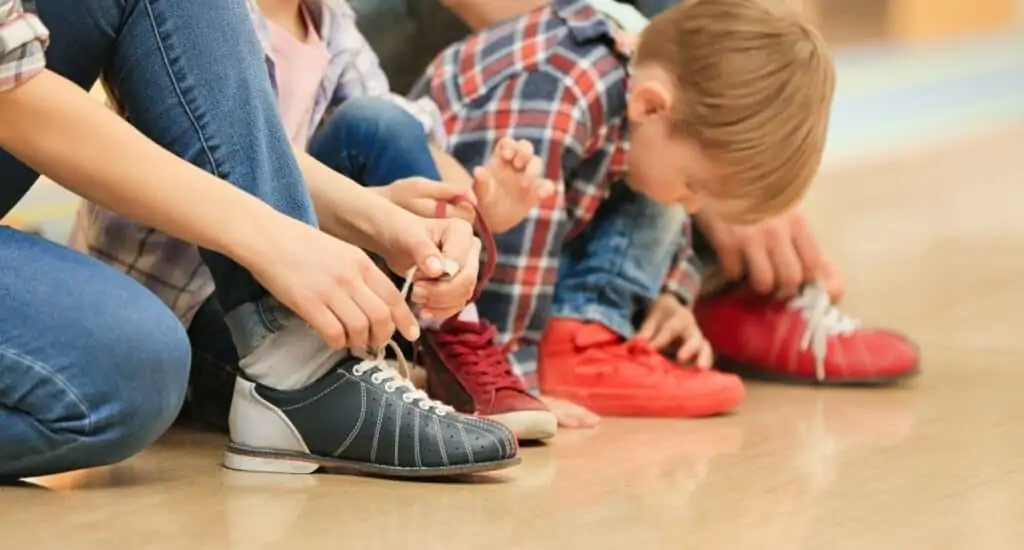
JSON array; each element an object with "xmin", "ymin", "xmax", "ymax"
[
  {"xmin": 357, "ymin": 195, "xmax": 498, "ymax": 414},
  {"xmin": 788, "ymin": 280, "xmax": 860, "ymax": 382},
  {"xmin": 353, "ymin": 271, "xmax": 456, "ymax": 415}
]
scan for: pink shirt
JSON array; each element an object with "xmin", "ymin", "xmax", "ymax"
[{"xmin": 266, "ymin": 7, "xmax": 330, "ymax": 148}]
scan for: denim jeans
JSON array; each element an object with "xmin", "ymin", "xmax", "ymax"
[
  {"xmin": 0, "ymin": 0, "xmax": 316, "ymax": 476},
  {"xmin": 0, "ymin": 229, "xmax": 191, "ymax": 479},
  {"xmin": 184, "ymin": 96, "xmax": 441, "ymax": 432},
  {"xmin": 629, "ymin": 0, "xmax": 683, "ymax": 17},
  {"xmin": 551, "ymin": 183, "xmax": 687, "ymax": 339}
]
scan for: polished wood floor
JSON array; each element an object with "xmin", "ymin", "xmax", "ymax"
[{"xmin": 2, "ymin": 124, "xmax": 1021, "ymax": 550}]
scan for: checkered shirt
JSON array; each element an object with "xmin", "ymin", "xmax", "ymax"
[
  {"xmin": 411, "ymin": 0, "xmax": 700, "ymax": 382},
  {"xmin": 0, "ymin": 0, "xmax": 48, "ymax": 92}
]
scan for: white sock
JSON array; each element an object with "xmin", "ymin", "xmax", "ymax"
[{"xmin": 238, "ymin": 321, "xmax": 347, "ymax": 390}]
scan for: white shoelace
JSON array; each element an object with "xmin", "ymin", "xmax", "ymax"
[
  {"xmin": 787, "ymin": 281, "xmax": 859, "ymax": 382},
  {"xmin": 352, "ymin": 341, "xmax": 453, "ymax": 415},
  {"xmin": 349, "ymin": 266, "xmax": 455, "ymax": 415}
]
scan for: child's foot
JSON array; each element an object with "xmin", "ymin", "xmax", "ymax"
[
  {"xmin": 693, "ymin": 283, "xmax": 920, "ymax": 384},
  {"xmin": 224, "ymin": 346, "xmax": 519, "ymax": 477},
  {"xmin": 539, "ymin": 319, "xmax": 745, "ymax": 417},
  {"xmin": 420, "ymin": 318, "xmax": 559, "ymax": 441},
  {"xmin": 537, "ymin": 395, "xmax": 601, "ymax": 429},
  {"xmin": 472, "ymin": 137, "xmax": 555, "ymax": 232}
]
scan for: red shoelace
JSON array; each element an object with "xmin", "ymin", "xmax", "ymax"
[{"xmin": 432, "ymin": 320, "xmax": 525, "ymax": 392}]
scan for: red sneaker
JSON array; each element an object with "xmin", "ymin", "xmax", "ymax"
[
  {"xmin": 694, "ymin": 284, "xmax": 920, "ymax": 384},
  {"xmin": 539, "ymin": 319, "xmax": 745, "ymax": 417},
  {"xmin": 421, "ymin": 319, "xmax": 558, "ymax": 441}
]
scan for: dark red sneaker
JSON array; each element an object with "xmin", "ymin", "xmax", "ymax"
[
  {"xmin": 539, "ymin": 319, "xmax": 745, "ymax": 417},
  {"xmin": 421, "ymin": 319, "xmax": 558, "ymax": 441},
  {"xmin": 694, "ymin": 284, "xmax": 920, "ymax": 384}
]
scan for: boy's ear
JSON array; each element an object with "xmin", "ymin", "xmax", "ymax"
[{"xmin": 627, "ymin": 80, "xmax": 673, "ymax": 123}]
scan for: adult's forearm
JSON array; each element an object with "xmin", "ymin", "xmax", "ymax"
[
  {"xmin": 0, "ymin": 71, "xmax": 275, "ymax": 261},
  {"xmin": 295, "ymin": 149, "xmax": 419, "ymax": 256}
]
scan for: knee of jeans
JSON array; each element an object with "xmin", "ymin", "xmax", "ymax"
[
  {"xmin": 328, "ymin": 96, "xmax": 424, "ymax": 144},
  {"xmin": 84, "ymin": 310, "xmax": 192, "ymax": 465}
]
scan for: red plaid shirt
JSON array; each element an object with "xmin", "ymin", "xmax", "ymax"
[{"xmin": 412, "ymin": 0, "xmax": 699, "ymax": 378}]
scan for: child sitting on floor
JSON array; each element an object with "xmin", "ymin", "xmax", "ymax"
[{"xmin": 407, "ymin": 0, "xmax": 917, "ymax": 429}]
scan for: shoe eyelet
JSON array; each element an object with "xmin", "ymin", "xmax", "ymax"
[
  {"xmin": 402, "ymin": 394, "xmax": 414, "ymax": 404},
  {"xmin": 418, "ymin": 402, "xmax": 429, "ymax": 411},
  {"xmin": 370, "ymin": 374, "xmax": 383, "ymax": 384},
  {"xmin": 353, "ymin": 366, "xmax": 367, "ymax": 376},
  {"xmin": 384, "ymin": 382, "xmax": 396, "ymax": 392}
]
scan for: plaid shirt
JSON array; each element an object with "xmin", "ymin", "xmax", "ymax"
[
  {"xmin": 69, "ymin": 0, "xmax": 444, "ymax": 325},
  {"xmin": 0, "ymin": 0, "xmax": 48, "ymax": 92},
  {"xmin": 411, "ymin": 0, "xmax": 700, "ymax": 379}
]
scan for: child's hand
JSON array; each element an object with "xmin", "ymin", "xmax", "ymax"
[
  {"xmin": 377, "ymin": 177, "xmax": 477, "ymax": 223},
  {"xmin": 636, "ymin": 294, "xmax": 714, "ymax": 368},
  {"xmin": 472, "ymin": 137, "xmax": 555, "ymax": 232}
]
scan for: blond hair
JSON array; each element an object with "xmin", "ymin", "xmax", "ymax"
[{"xmin": 636, "ymin": 0, "xmax": 835, "ymax": 220}]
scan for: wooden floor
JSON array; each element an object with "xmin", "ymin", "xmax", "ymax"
[{"xmin": 2, "ymin": 123, "xmax": 1021, "ymax": 549}]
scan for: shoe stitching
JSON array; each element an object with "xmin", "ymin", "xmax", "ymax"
[
  {"xmin": 369, "ymin": 387, "xmax": 388, "ymax": 464},
  {"xmin": 332, "ymin": 382, "xmax": 367, "ymax": 457},
  {"xmin": 413, "ymin": 411, "xmax": 422, "ymax": 468},
  {"xmin": 433, "ymin": 416, "xmax": 450, "ymax": 467},
  {"xmin": 277, "ymin": 377, "xmax": 346, "ymax": 411},
  {"xmin": 394, "ymin": 400, "xmax": 403, "ymax": 467},
  {"xmin": 457, "ymin": 424, "xmax": 474, "ymax": 464}
]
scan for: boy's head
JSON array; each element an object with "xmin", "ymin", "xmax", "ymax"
[{"xmin": 624, "ymin": 0, "xmax": 835, "ymax": 222}]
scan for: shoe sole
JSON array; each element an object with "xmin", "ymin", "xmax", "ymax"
[
  {"xmin": 717, "ymin": 359, "xmax": 921, "ymax": 386},
  {"xmin": 540, "ymin": 385, "xmax": 745, "ymax": 418},
  {"xmin": 487, "ymin": 411, "xmax": 558, "ymax": 441},
  {"xmin": 223, "ymin": 444, "xmax": 521, "ymax": 478}
]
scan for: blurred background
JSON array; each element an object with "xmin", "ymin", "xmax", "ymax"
[{"xmin": 3, "ymin": 0, "xmax": 1023, "ymax": 239}]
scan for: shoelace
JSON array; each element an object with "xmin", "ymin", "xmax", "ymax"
[
  {"xmin": 354, "ymin": 269, "xmax": 455, "ymax": 415},
  {"xmin": 434, "ymin": 322, "xmax": 522, "ymax": 391},
  {"xmin": 353, "ymin": 339, "xmax": 454, "ymax": 415},
  {"xmin": 788, "ymin": 281, "xmax": 859, "ymax": 382}
]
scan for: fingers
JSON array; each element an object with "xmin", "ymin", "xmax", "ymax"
[
  {"xmin": 496, "ymin": 136, "xmax": 517, "ymax": 162},
  {"xmin": 710, "ymin": 226, "xmax": 745, "ymax": 281},
  {"xmin": 743, "ymin": 235, "xmax": 775, "ymax": 294},
  {"xmin": 790, "ymin": 212, "xmax": 822, "ymax": 279},
  {"xmin": 349, "ymin": 285, "xmax": 396, "ymax": 349},
  {"xmin": 696, "ymin": 342, "xmax": 714, "ymax": 369},
  {"xmin": 510, "ymin": 139, "xmax": 535, "ymax": 171},
  {"xmin": 418, "ymin": 179, "xmax": 477, "ymax": 205},
  {"xmin": 648, "ymin": 313, "xmax": 687, "ymax": 351},
  {"xmin": 362, "ymin": 262, "xmax": 420, "ymax": 342},
  {"xmin": 301, "ymin": 301, "xmax": 348, "ymax": 349},
  {"xmin": 413, "ymin": 237, "xmax": 482, "ymax": 320},
  {"xmin": 327, "ymin": 292, "xmax": 368, "ymax": 350},
  {"xmin": 767, "ymin": 233, "xmax": 803, "ymax": 298}
]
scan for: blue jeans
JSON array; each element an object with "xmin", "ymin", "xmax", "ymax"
[
  {"xmin": 551, "ymin": 183, "xmax": 687, "ymax": 339},
  {"xmin": 0, "ymin": 0, "xmax": 316, "ymax": 476},
  {"xmin": 630, "ymin": 0, "xmax": 683, "ymax": 17},
  {"xmin": 0, "ymin": 229, "xmax": 191, "ymax": 479},
  {"xmin": 184, "ymin": 96, "xmax": 440, "ymax": 432}
]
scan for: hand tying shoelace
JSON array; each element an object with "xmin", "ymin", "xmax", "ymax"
[
  {"xmin": 789, "ymin": 280, "xmax": 860, "ymax": 382},
  {"xmin": 355, "ymin": 267, "xmax": 456, "ymax": 415}
]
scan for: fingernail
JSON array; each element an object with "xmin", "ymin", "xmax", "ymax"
[
  {"xmin": 411, "ymin": 288, "xmax": 427, "ymax": 303},
  {"xmin": 408, "ymin": 324, "xmax": 421, "ymax": 341},
  {"xmin": 425, "ymin": 256, "xmax": 442, "ymax": 274}
]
